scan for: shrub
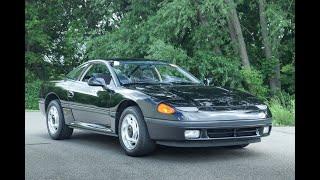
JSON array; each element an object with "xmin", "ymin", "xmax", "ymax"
[
  {"xmin": 146, "ymin": 39, "xmax": 190, "ymax": 66},
  {"xmin": 25, "ymin": 68, "xmax": 38, "ymax": 83},
  {"xmin": 281, "ymin": 63, "xmax": 295, "ymax": 94},
  {"xmin": 25, "ymin": 80, "xmax": 42, "ymax": 110},
  {"xmin": 193, "ymin": 51, "xmax": 242, "ymax": 88},
  {"xmin": 240, "ymin": 67, "xmax": 268, "ymax": 99},
  {"xmin": 268, "ymin": 92, "xmax": 295, "ymax": 126}
]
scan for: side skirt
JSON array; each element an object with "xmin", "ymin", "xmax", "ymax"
[{"xmin": 68, "ymin": 122, "xmax": 118, "ymax": 137}]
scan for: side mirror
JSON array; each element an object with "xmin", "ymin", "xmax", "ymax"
[
  {"xmin": 88, "ymin": 77, "xmax": 105, "ymax": 87},
  {"xmin": 203, "ymin": 77, "xmax": 213, "ymax": 86}
]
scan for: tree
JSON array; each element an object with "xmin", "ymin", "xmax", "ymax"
[
  {"xmin": 225, "ymin": 0, "xmax": 251, "ymax": 69},
  {"xmin": 25, "ymin": 0, "xmax": 295, "ymax": 98},
  {"xmin": 258, "ymin": 0, "xmax": 281, "ymax": 93}
]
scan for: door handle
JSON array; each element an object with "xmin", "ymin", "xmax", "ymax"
[{"xmin": 67, "ymin": 91, "xmax": 74, "ymax": 98}]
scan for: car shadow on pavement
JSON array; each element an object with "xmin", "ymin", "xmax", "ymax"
[
  {"xmin": 150, "ymin": 145, "xmax": 265, "ymax": 163},
  {"xmin": 62, "ymin": 131, "xmax": 122, "ymax": 151},
  {"xmin": 36, "ymin": 131, "xmax": 265, "ymax": 162},
  {"xmin": 35, "ymin": 131, "xmax": 120, "ymax": 150}
]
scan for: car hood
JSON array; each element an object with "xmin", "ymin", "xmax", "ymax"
[{"xmin": 127, "ymin": 85, "xmax": 263, "ymax": 110}]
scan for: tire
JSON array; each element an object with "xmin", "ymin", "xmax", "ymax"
[
  {"xmin": 226, "ymin": 144, "xmax": 249, "ymax": 149},
  {"xmin": 118, "ymin": 106, "xmax": 156, "ymax": 156},
  {"xmin": 46, "ymin": 100, "xmax": 73, "ymax": 140}
]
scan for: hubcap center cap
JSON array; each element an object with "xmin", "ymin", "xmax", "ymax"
[
  {"xmin": 51, "ymin": 115, "xmax": 55, "ymax": 123},
  {"xmin": 128, "ymin": 126, "xmax": 133, "ymax": 137}
]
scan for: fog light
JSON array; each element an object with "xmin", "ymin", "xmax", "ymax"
[
  {"xmin": 184, "ymin": 130, "xmax": 200, "ymax": 139},
  {"xmin": 263, "ymin": 126, "xmax": 270, "ymax": 134}
]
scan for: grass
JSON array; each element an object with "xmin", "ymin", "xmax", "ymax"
[
  {"xmin": 268, "ymin": 93, "xmax": 295, "ymax": 126},
  {"xmin": 25, "ymin": 109, "xmax": 40, "ymax": 112}
]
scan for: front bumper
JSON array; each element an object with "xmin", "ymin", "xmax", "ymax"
[{"xmin": 145, "ymin": 117, "xmax": 272, "ymax": 147}]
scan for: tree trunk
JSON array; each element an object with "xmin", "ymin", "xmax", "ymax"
[
  {"xmin": 213, "ymin": 45, "xmax": 222, "ymax": 55},
  {"xmin": 227, "ymin": 15, "xmax": 238, "ymax": 55},
  {"xmin": 258, "ymin": 0, "xmax": 281, "ymax": 93},
  {"xmin": 225, "ymin": 0, "xmax": 250, "ymax": 69},
  {"xmin": 197, "ymin": 5, "xmax": 223, "ymax": 56}
]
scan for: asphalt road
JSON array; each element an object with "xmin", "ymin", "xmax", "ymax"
[{"xmin": 26, "ymin": 112, "xmax": 295, "ymax": 180}]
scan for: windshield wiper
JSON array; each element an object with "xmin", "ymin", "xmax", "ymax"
[
  {"xmin": 171, "ymin": 81, "xmax": 199, "ymax": 85},
  {"xmin": 122, "ymin": 82, "xmax": 172, "ymax": 86}
]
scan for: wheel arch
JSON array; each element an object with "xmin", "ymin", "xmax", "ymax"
[
  {"xmin": 44, "ymin": 92, "xmax": 61, "ymax": 112},
  {"xmin": 115, "ymin": 99, "xmax": 142, "ymax": 134}
]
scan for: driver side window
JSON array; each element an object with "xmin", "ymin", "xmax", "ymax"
[
  {"xmin": 81, "ymin": 63, "xmax": 112, "ymax": 85},
  {"xmin": 66, "ymin": 64, "xmax": 89, "ymax": 80}
]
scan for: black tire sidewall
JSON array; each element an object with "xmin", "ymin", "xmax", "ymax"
[{"xmin": 46, "ymin": 100, "xmax": 65, "ymax": 139}]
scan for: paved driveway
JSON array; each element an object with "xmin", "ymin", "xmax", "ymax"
[{"xmin": 25, "ymin": 112, "xmax": 295, "ymax": 180}]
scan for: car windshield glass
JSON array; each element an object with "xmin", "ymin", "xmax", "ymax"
[{"xmin": 111, "ymin": 61, "xmax": 201, "ymax": 85}]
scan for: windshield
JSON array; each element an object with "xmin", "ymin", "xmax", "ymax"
[{"xmin": 111, "ymin": 61, "xmax": 201, "ymax": 85}]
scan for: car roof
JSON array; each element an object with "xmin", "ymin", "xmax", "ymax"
[{"xmin": 87, "ymin": 58, "xmax": 169, "ymax": 64}]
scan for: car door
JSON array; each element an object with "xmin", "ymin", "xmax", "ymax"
[{"xmin": 67, "ymin": 62, "xmax": 114, "ymax": 127}]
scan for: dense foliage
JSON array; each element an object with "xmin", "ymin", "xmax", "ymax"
[
  {"xmin": 25, "ymin": 79, "xmax": 42, "ymax": 110},
  {"xmin": 25, "ymin": 0, "xmax": 295, "ymax": 125}
]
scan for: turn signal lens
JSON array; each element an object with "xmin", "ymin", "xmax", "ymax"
[{"xmin": 157, "ymin": 103, "xmax": 175, "ymax": 114}]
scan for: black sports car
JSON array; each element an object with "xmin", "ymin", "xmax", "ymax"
[{"xmin": 39, "ymin": 59, "xmax": 272, "ymax": 156}]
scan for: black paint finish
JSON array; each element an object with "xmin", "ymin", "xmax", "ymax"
[{"xmin": 39, "ymin": 59, "xmax": 272, "ymax": 146}]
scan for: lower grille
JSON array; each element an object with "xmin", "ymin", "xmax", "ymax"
[{"xmin": 207, "ymin": 127, "xmax": 259, "ymax": 138}]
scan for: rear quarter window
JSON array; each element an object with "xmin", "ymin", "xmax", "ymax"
[{"xmin": 66, "ymin": 64, "xmax": 88, "ymax": 80}]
